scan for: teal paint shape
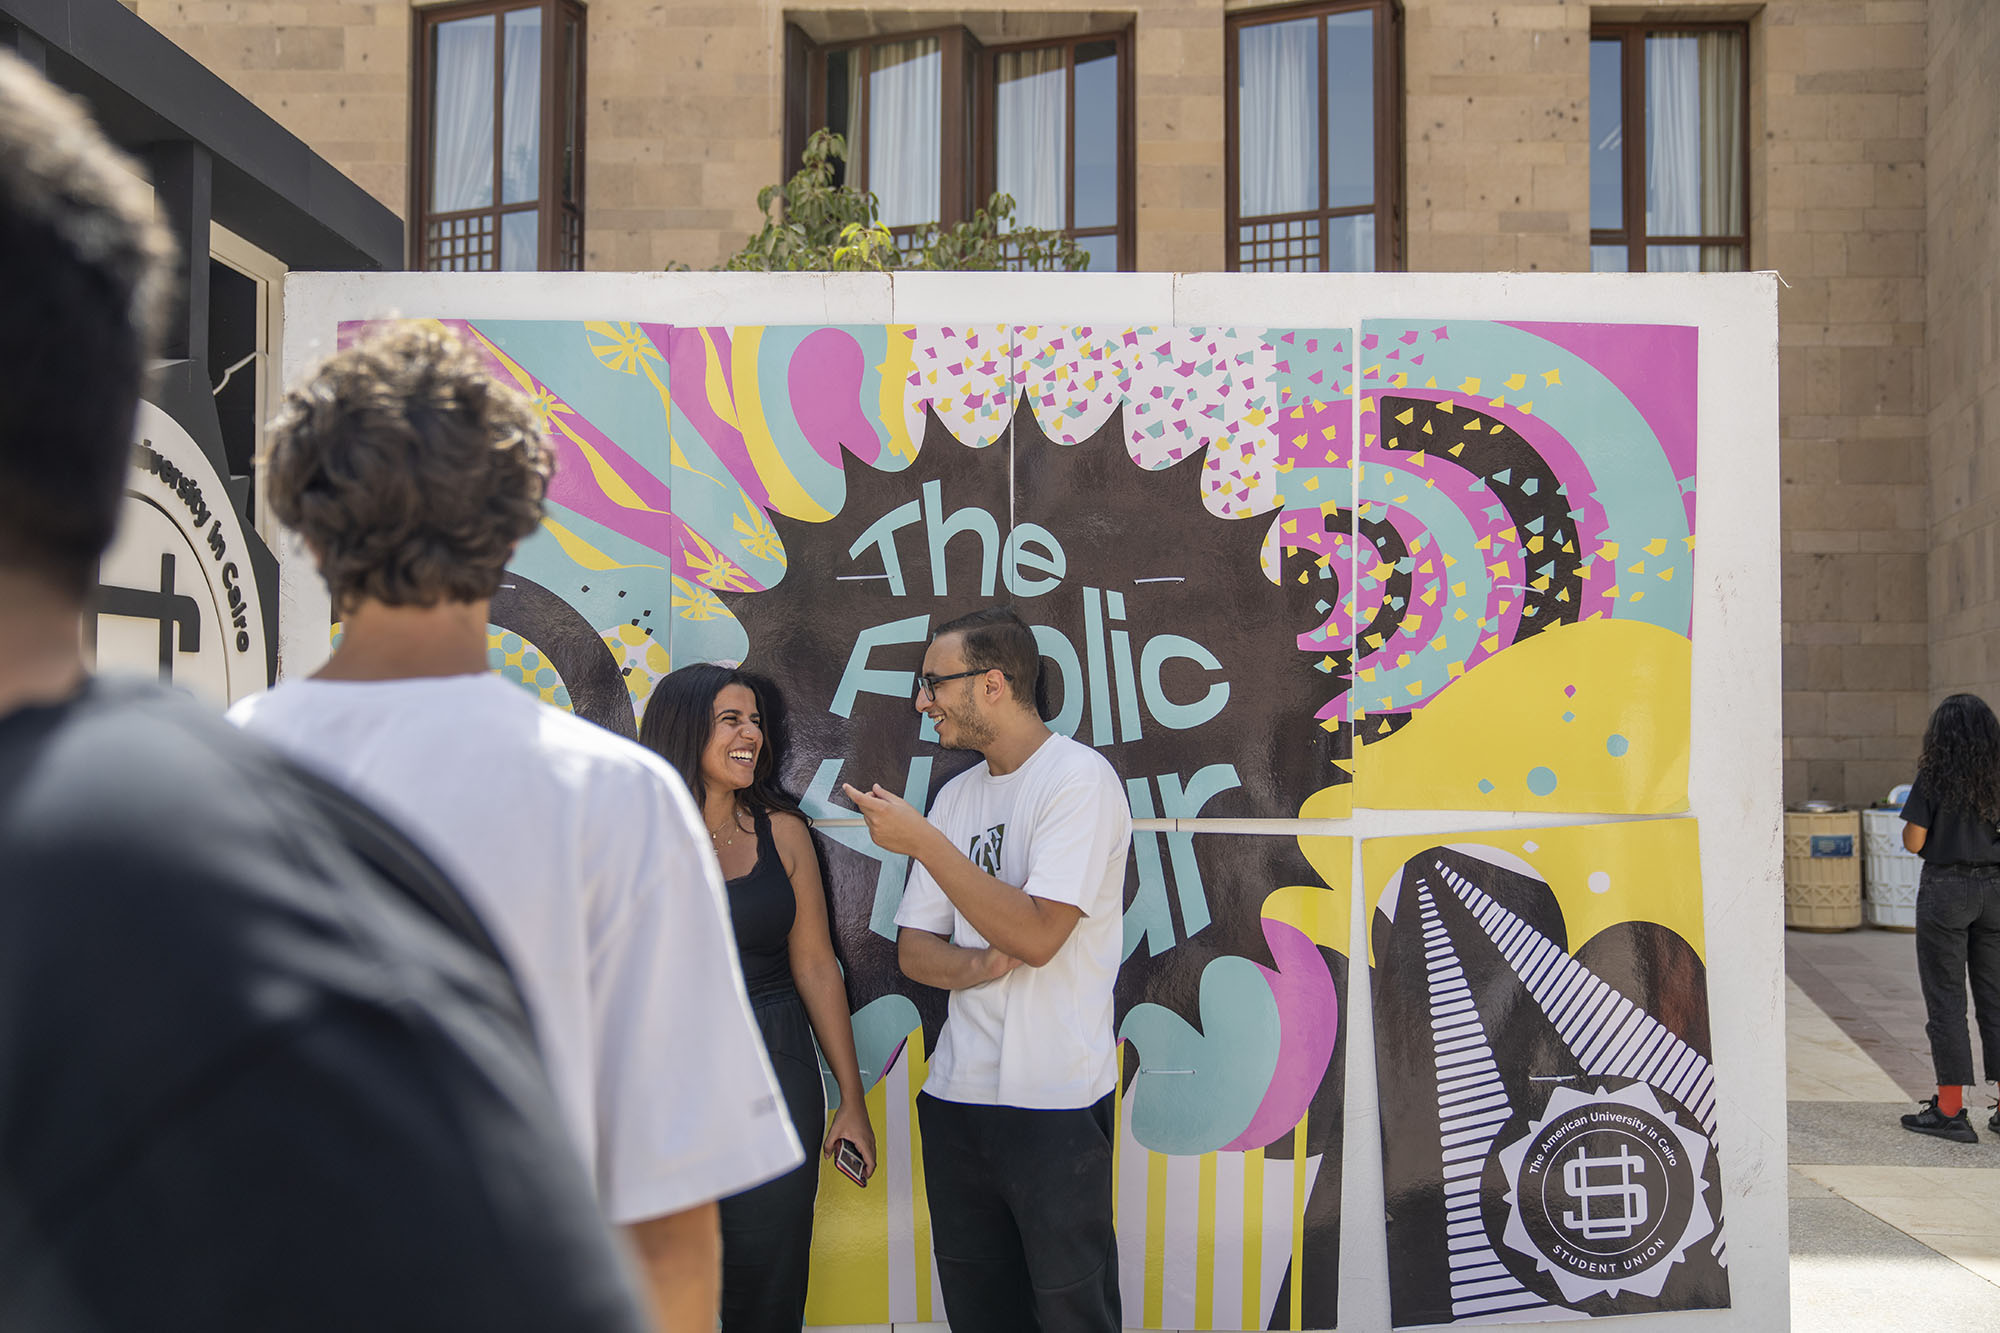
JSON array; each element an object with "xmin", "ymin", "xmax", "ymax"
[{"xmin": 1119, "ymin": 955, "xmax": 1281, "ymax": 1155}]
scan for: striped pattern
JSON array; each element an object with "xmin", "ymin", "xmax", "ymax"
[
  {"xmin": 1429, "ymin": 856, "xmax": 1729, "ymax": 1265},
  {"xmin": 1414, "ymin": 878, "xmax": 1555, "ymax": 1322},
  {"xmin": 1114, "ymin": 1096, "xmax": 1321, "ymax": 1330}
]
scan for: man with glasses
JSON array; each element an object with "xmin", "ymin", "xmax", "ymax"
[{"xmin": 844, "ymin": 606, "xmax": 1132, "ymax": 1333}]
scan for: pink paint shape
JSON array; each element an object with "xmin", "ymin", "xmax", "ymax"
[{"xmin": 1223, "ymin": 917, "xmax": 1339, "ymax": 1152}]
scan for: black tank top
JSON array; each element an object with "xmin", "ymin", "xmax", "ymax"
[{"xmin": 724, "ymin": 809, "xmax": 796, "ymax": 999}]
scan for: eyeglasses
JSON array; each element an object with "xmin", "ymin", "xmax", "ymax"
[{"xmin": 914, "ymin": 668, "xmax": 1010, "ymax": 701}]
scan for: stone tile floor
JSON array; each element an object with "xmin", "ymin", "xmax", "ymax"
[{"xmin": 1786, "ymin": 928, "xmax": 2000, "ymax": 1328}]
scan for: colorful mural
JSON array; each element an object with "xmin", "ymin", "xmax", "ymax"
[
  {"xmin": 1363, "ymin": 821, "xmax": 1728, "ymax": 1325},
  {"xmin": 330, "ymin": 313, "xmax": 1706, "ymax": 1329},
  {"xmin": 1350, "ymin": 320, "xmax": 1697, "ymax": 813},
  {"xmin": 338, "ymin": 316, "xmax": 1357, "ymax": 1328}
]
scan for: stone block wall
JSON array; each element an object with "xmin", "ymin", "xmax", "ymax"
[
  {"xmin": 1926, "ymin": 0, "xmax": 2000, "ymax": 717},
  {"xmin": 120, "ymin": 0, "xmax": 1954, "ymax": 805}
]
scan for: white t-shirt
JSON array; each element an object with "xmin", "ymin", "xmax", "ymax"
[
  {"xmin": 894, "ymin": 732, "xmax": 1132, "ymax": 1110},
  {"xmin": 230, "ymin": 673, "xmax": 802, "ymax": 1224}
]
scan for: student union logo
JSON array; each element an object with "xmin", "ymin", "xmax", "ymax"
[
  {"xmin": 968, "ymin": 824, "xmax": 1006, "ymax": 876},
  {"xmin": 1494, "ymin": 1081, "xmax": 1718, "ymax": 1302}
]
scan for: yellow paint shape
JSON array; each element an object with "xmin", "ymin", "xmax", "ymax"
[
  {"xmin": 1361, "ymin": 818, "xmax": 1706, "ymax": 968},
  {"xmin": 877, "ymin": 325, "xmax": 920, "ymax": 461},
  {"xmin": 728, "ymin": 327, "xmax": 832, "ymax": 522},
  {"xmin": 539, "ymin": 517, "xmax": 661, "ymax": 574},
  {"xmin": 1356, "ymin": 617, "xmax": 1690, "ymax": 814}
]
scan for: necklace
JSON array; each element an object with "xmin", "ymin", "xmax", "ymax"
[{"xmin": 708, "ymin": 805, "xmax": 742, "ymax": 848}]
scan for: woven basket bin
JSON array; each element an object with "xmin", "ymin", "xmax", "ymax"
[{"xmin": 1785, "ymin": 810, "xmax": 1862, "ymax": 931}]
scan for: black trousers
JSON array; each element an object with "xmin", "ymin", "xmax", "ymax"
[
  {"xmin": 917, "ymin": 1091, "xmax": 1120, "ymax": 1333},
  {"xmin": 1915, "ymin": 862, "xmax": 2000, "ymax": 1086},
  {"xmin": 719, "ymin": 990, "xmax": 824, "ymax": 1333}
]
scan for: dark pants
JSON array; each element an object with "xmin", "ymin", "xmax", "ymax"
[
  {"xmin": 719, "ymin": 991, "xmax": 824, "ymax": 1333},
  {"xmin": 1915, "ymin": 862, "xmax": 2000, "ymax": 1086},
  {"xmin": 917, "ymin": 1091, "xmax": 1120, "ymax": 1333}
]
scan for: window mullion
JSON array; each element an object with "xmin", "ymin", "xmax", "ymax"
[{"xmin": 1626, "ymin": 31, "xmax": 1645, "ymax": 273}]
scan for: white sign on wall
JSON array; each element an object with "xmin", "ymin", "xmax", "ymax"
[{"xmin": 93, "ymin": 400, "xmax": 268, "ymax": 706}]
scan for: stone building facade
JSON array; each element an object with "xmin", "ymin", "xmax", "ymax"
[{"xmin": 119, "ymin": 0, "xmax": 1998, "ymax": 806}]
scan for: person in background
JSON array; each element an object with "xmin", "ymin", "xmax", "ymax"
[
  {"xmin": 846, "ymin": 606, "xmax": 1131, "ymax": 1333},
  {"xmin": 641, "ymin": 663, "xmax": 877, "ymax": 1332},
  {"xmin": 0, "ymin": 50, "xmax": 652, "ymax": 1331},
  {"xmin": 231, "ymin": 325, "xmax": 802, "ymax": 1329},
  {"xmin": 1898, "ymin": 692, "xmax": 2000, "ymax": 1143}
]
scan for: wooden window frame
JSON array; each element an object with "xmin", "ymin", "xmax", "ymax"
[
  {"xmin": 786, "ymin": 20, "xmax": 1136, "ymax": 270},
  {"xmin": 797, "ymin": 24, "xmax": 979, "ymax": 239},
  {"xmin": 409, "ymin": 0, "xmax": 586, "ymax": 271},
  {"xmin": 1590, "ymin": 20, "xmax": 1751, "ymax": 273},
  {"xmin": 979, "ymin": 28, "xmax": 1135, "ymax": 272},
  {"xmin": 1225, "ymin": 0, "xmax": 1404, "ymax": 274}
]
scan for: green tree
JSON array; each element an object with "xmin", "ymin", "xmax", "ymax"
[{"xmin": 703, "ymin": 129, "xmax": 1090, "ymax": 273}]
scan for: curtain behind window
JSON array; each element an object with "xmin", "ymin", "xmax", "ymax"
[
  {"xmin": 432, "ymin": 15, "xmax": 495, "ymax": 213},
  {"xmin": 1238, "ymin": 17, "xmax": 1319, "ymax": 218},
  {"xmin": 1698, "ymin": 30, "xmax": 1743, "ymax": 271},
  {"xmin": 997, "ymin": 48, "xmax": 1067, "ymax": 231},
  {"xmin": 870, "ymin": 38, "xmax": 942, "ymax": 228}
]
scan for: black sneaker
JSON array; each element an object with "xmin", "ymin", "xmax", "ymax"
[
  {"xmin": 1989, "ymin": 1104, "xmax": 1999, "ymax": 1135},
  {"xmin": 1902, "ymin": 1097, "xmax": 1979, "ymax": 1143}
]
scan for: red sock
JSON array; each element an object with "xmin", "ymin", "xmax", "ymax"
[{"xmin": 1939, "ymin": 1085, "xmax": 1964, "ymax": 1116}]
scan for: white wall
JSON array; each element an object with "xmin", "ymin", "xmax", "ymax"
[{"xmin": 284, "ymin": 270, "xmax": 1785, "ymax": 1333}]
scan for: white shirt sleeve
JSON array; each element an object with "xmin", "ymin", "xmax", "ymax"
[
  {"xmin": 893, "ymin": 858, "xmax": 956, "ymax": 934},
  {"xmin": 1021, "ymin": 756, "xmax": 1134, "ymax": 916},
  {"xmin": 585, "ymin": 762, "xmax": 803, "ymax": 1224}
]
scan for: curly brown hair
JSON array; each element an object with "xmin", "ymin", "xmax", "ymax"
[{"xmin": 263, "ymin": 325, "xmax": 554, "ymax": 613}]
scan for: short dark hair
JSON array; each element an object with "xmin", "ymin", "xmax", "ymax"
[
  {"xmin": 933, "ymin": 606, "xmax": 1040, "ymax": 709},
  {"xmin": 263, "ymin": 325, "xmax": 553, "ymax": 613},
  {"xmin": 0, "ymin": 53, "xmax": 176, "ymax": 595},
  {"xmin": 638, "ymin": 663, "xmax": 806, "ymax": 820}
]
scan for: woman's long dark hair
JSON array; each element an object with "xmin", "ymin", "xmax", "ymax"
[
  {"xmin": 638, "ymin": 663, "xmax": 807, "ymax": 822},
  {"xmin": 1916, "ymin": 692, "xmax": 2000, "ymax": 824}
]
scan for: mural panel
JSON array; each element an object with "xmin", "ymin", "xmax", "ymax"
[
  {"xmin": 335, "ymin": 317, "xmax": 1357, "ymax": 1329},
  {"xmin": 1364, "ymin": 821, "xmax": 1729, "ymax": 1326},
  {"xmin": 1350, "ymin": 320, "xmax": 1697, "ymax": 813}
]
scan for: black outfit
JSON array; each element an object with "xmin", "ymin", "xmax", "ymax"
[
  {"xmin": 0, "ymin": 679, "xmax": 649, "ymax": 1331},
  {"xmin": 1902, "ymin": 779, "xmax": 2000, "ymax": 1085},
  {"xmin": 718, "ymin": 809, "xmax": 824, "ymax": 1333},
  {"xmin": 916, "ymin": 1091, "xmax": 1122, "ymax": 1333}
]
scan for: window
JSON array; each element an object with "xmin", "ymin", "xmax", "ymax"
[
  {"xmin": 987, "ymin": 33, "xmax": 1130, "ymax": 271},
  {"xmin": 1226, "ymin": 0, "xmax": 1403, "ymax": 273},
  {"xmin": 1590, "ymin": 23, "xmax": 1747, "ymax": 272},
  {"xmin": 789, "ymin": 21, "xmax": 1133, "ymax": 269},
  {"xmin": 804, "ymin": 28, "xmax": 976, "ymax": 237},
  {"xmin": 412, "ymin": 0, "xmax": 584, "ymax": 271}
]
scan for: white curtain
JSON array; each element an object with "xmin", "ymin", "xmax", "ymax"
[
  {"xmin": 1238, "ymin": 18, "xmax": 1319, "ymax": 218},
  {"xmin": 869, "ymin": 38, "xmax": 942, "ymax": 228},
  {"xmin": 1699, "ymin": 30, "xmax": 1744, "ymax": 271},
  {"xmin": 501, "ymin": 8, "xmax": 541, "ymax": 205},
  {"xmin": 997, "ymin": 48, "xmax": 1066, "ymax": 230},
  {"xmin": 431, "ymin": 15, "xmax": 494, "ymax": 213},
  {"xmin": 1645, "ymin": 34, "xmax": 1700, "ymax": 244}
]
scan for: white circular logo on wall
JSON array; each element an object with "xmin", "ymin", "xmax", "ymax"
[{"xmin": 94, "ymin": 402, "xmax": 267, "ymax": 707}]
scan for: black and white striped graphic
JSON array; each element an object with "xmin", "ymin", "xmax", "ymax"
[
  {"xmin": 1430, "ymin": 857, "xmax": 1729, "ymax": 1266},
  {"xmin": 1373, "ymin": 836, "xmax": 1731, "ymax": 1326},
  {"xmin": 1416, "ymin": 879, "xmax": 1556, "ymax": 1322}
]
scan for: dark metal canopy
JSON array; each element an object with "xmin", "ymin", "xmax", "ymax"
[{"xmin": 0, "ymin": 0, "xmax": 401, "ymax": 272}]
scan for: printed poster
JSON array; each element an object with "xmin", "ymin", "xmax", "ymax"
[{"xmin": 1364, "ymin": 820, "xmax": 1728, "ymax": 1325}]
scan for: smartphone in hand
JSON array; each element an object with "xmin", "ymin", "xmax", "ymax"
[{"xmin": 834, "ymin": 1139, "xmax": 868, "ymax": 1187}]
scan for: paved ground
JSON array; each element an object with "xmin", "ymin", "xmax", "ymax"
[{"xmin": 1786, "ymin": 926, "xmax": 2000, "ymax": 1328}]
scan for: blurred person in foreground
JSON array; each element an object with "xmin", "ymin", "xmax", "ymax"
[
  {"xmin": 0, "ymin": 50, "xmax": 652, "ymax": 1331},
  {"xmin": 230, "ymin": 323, "xmax": 802, "ymax": 1329}
]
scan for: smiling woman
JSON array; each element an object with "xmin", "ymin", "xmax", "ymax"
[{"xmin": 638, "ymin": 663, "xmax": 878, "ymax": 1333}]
